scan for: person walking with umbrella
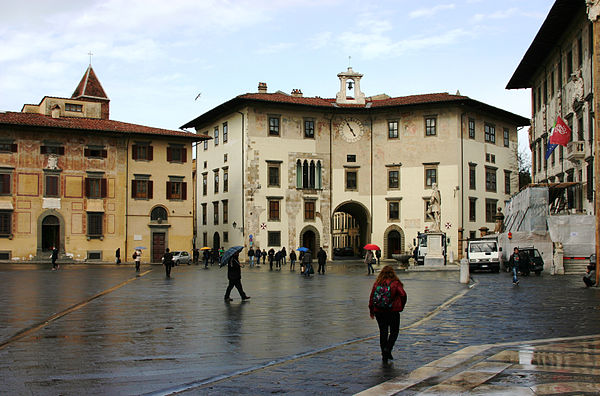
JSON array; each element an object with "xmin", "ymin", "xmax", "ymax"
[
  {"xmin": 365, "ymin": 249, "xmax": 375, "ymax": 275},
  {"xmin": 368, "ymin": 265, "xmax": 407, "ymax": 364},
  {"xmin": 222, "ymin": 247, "xmax": 250, "ymax": 302},
  {"xmin": 301, "ymin": 248, "xmax": 313, "ymax": 277},
  {"xmin": 133, "ymin": 248, "xmax": 142, "ymax": 272}
]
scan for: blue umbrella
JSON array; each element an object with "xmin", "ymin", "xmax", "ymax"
[
  {"xmin": 134, "ymin": 246, "xmax": 147, "ymax": 250},
  {"xmin": 220, "ymin": 246, "xmax": 243, "ymax": 267},
  {"xmin": 297, "ymin": 247, "xmax": 309, "ymax": 252}
]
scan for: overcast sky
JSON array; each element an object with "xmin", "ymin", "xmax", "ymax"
[{"xmin": 0, "ymin": 0, "xmax": 554, "ymax": 157}]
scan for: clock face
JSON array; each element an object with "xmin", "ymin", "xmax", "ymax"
[{"xmin": 339, "ymin": 118, "xmax": 364, "ymax": 143}]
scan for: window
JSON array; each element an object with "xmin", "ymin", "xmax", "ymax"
[
  {"xmin": 132, "ymin": 144, "xmax": 153, "ymax": 160},
  {"xmin": 578, "ymin": 117, "xmax": 584, "ymax": 141},
  {"xmin": 151, "ymin": 207, "xmax": 168, "ymax": 222},
  {"xmin": 345, "ymin": 170, "xmax": 357, "ymax": 190},
  {"xmin": 0, "ymin": 211, "xmax": 12, "ymax": 236},
  {"xmin": 44, "ymin": 173, "xmax": 60, "ymax": 197},
  {"xmin": 214, "ymin": 126, "xmax": 219, "ymax": 146},
  {"xmin": 223, "ymin": 122, "xmax": 228, "ymax": 143},
  {"xmin": 577, "ymin": 36, "xmax": 583, "ymax": 68},
  {"xmin": 425, "ymin": 117, "xmax": 436, "ymax": 136},
  {"xmin": 85, "ymin": 177, "xmax": 107, "ymax": 199},
  {"xmin": 202, "ymin": 173, "xmax": 207, "ymax": 196},
  {"xmin": 425, "ymin": 167, "xmax": 437, "ymax": 188},
  {"xmin": 203, "ymin": 232, "xmax": 207, "ymax": 246},
  {"xmin": 388, "ymin": 120, "xmax": 398, "ymax": 139},
  {"xmin": 485, "ymin": 153, "xmax": 496, "ymax": 163},
  {"xmin": 268, "ymin": 199, "xmax": 280, "ymax": 221},
  {"xmin": 504, "ymin": 170, "xmax": 511, "ymax": 195},
  {"xmin": 224, "ymin": 154, "xmax": 228, "ymax": 162},
  {"xmin": 304, "ymin": 119, "xmax": 315, "ymax": 138},
  {"xmin": 167, "ymin": 146, "xmax": 186, "ymax": 163},
  {"xmin": 0, "ymin": 142, "xmax": 17, "ymax": 153},
  {"xmin": 213, "ymin": 201, "xmax": 219, "ymax": 225},
  {"xmin": 268, "ymin": 163, "xmax": 280, "ymax": 187},
  {"xmin": 468, "ymin": 118, "xmax": 475, "ymax": 139},
  {"xmin": 65, "ymin": 103, "xmax": 83, "ymax": 112},
  {"xmin": 167, "ymin": 179, "xmax": 187, "ymax": 200},
  {"xmin": 222, "ymin": 200, "xmax": 228, "ymax": 224},
  {"xmin": 503, "ymin": 128, "xmax": 510, "ymax": 147},
  {"xmin": 484, "ymin": 123, "xmax": 495, "ymax": 143},
  {"xmin": 388, "ymin": 170, "xmax": 399, "ymax": 189},
  {"xmin": 485, "ymin": 167, "xmax": 497, "ymax": 192},
  {"xmin": 201, "ymin": 203, "xmax": 207, "ymax": 225},
  {"xmin": 203, "ymin": 140, "xmax": 208, "ymax": 151},
  {"xmin": 469, "ymin": 198, "xmax": 477, "ymax": 222},
  {"xmin": 388, "ymin": 201, "xmax": 400, "ymax": 220},
  {"xmin": 296, "ymin": 159, "xmax": 322, "ymax": 189},
  {"xmin": 87, "ymin": 212, "xmax": 103, "ymax": 237},
  {"xmin": 567, "ymin": 50, "xmax": 573, "ymax": 76},
  {"xmin": 469, "ymin": 164, "xmax": 476, "ymax": 190},
  {"xmin": 40, "ymin": 145, "xmax": 65, "ymax": 155},
  {"xmin": 558, "ymin": 60, "xmax": 563, "ymax": 88},
  {"xmin": 223, "ymin": 231, "xmax": 229, "ymax": 243},
  {"xmin": 0, "ymin": 172, "xmax": 11, "ymax": 195},
  {"xmin": 587, "ymin": 158, "xmax": 594, "ymax": 202},
  {"xmin": 304, "ymin": 201, "xmax": 315, "ymax": 220},
  {"xmin": 268, "ymin": 116, "xmax": 280, "ymax": 136},
  {"xmin": 223, "ymin": 169, "xmax": 229, "ymax": 192},
  {"xmin": 84, "ymin": 146, "xmax": 107, "ymax": 158},
  {"xmin": 543, "ymin": 79, "xmax": 547, "ymax": 105},
  {"xmin": 268, "ymin": 231, "xmax": 281, "ymax": 247},
  {"xmin": 485, "ymin": 199, "xmax": 497, "ymax": 223},
  {"xmin": 132, "ymin": 178, "xmax": 153, "ymax": 199},
  {"xmin": 213, "ymin": 170, "xmax": 219, "ymax": 193},
  {"xmin": 347, "ymin": 155, "xmax": 356, "ymax": 162},
  {"xmin": 550, "ymin": 70, "xmax": 555, "ymax": 95}
]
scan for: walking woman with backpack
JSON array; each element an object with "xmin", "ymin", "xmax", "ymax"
[{"xmin": 368, "ymin": 265, "xmax": 407, "ymax": 363}]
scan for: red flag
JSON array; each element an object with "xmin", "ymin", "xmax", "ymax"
[{"xmin": 549, "ymin": 116, "xmax": 571, "ymax": 146}]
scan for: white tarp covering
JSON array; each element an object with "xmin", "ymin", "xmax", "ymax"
[
  {"xmin": 503, "ymin": 187, "xmax": 549, "ymax": 233},
  {"xmin": 547, "ymin": 215, "xmax": 595, "ymax": 257},
  {"xmin": 498, "ymin": 231, "xmax": 553, "ymax": 273}
]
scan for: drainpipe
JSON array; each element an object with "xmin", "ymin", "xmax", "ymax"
[
  {"xmin": 460, "ymin": 111, "xmax": 465, "ymax": 259},
  {"xmin": 237, "ymin": 111, "xmax": 245, "ymax": 245},
  {"xmin": 370, "ymin": 114, "xmax": 373, "ymax": 245},
  {"xmin": 125, "ymin": 135, "xmax": 130, "ymax": 261},
  {"xmin": 329, "ymin": 115, "xmax": 333, "ymax": 251}
]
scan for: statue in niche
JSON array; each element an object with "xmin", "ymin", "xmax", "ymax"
[{"xmin": 426, "ymin": 183, "xmax": 442, "ymax": 232}]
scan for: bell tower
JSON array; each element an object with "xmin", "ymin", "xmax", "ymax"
[{"xmin": 336, "ymin": 67, "xmax": 366, "ymax": 105}]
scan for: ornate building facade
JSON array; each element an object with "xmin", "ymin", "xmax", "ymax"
[
  {"xmin": 183, "ymin": 68, "xmax": 528, "ymax": 261},
  {"xmin": 0, "ymin": 66, "xmax": 206, "ymax": 262}
]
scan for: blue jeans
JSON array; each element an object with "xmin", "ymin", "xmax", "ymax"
[
  {"xmin": 512, "ymin": 266, "xmax": 518, "ymax": 283},
  {"xmin": 249, "ymin": 256, "xmax": 254, "ymax": 267}
]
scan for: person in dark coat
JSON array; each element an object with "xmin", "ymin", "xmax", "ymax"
[
  {"xmin": 193, "ymin": 248, "xmax": 199, "ymax": 265},
  {"xmin": 508, "ymin": 247, "xmax": 528, "ymax": 285},
  {"xmin": 162, "ymin": 248, "xmax": 174, "ymax": 278},
  {"xmin": 275, "ymin": 250, "xmax": 282, "ymax": 269},
  {"xmin": 268, "ymin": 248, "xmax": 275, "ymax": 270},
  {"xmin": 368, "ymin": 265, "xmax": 407, "ymax": 363},
  {"xmin": 281, "ymin": 247, "xmax": 287, "ymax": 266},
  {"xmin": 224, "ymin": 252, "xmax": 250, "ymax": 302},
  {"xmin": 248, "ymin": 247, "xmax": 255, "ymax": 267},
  {"xmin": 289, "ymin": 250, "xmax": 297, "ymax": 271},
  {"xmin": 115, "ymin": 248, "xmax": 121, "ymax": 265},
  {"xmin": 254, "ymin": 248, "xmax": 261, "ymax": 267},
  {"xmin": 51, "ymin": 246, "xmax": 59, "ymax": 270},
  {"xmin": 203, "ymin": 249, "xmax": 210, "ymax": 268},
  {"xmin": 317, "ymin": 247, "xmax": 327, "ymax": 274},
  {"xmin": 302, "ymin": 250, "xmax": 313, "ymax": 277},
  {"xmin": 262, "ymin": 249, "xmax": 267, "ymax": 265}
]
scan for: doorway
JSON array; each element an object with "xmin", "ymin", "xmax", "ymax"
[
  {"xmin": 152, "ymin": 232, "xmax": 166, "ymax": 263},
  {"xmin": 387, "ymin": 230, "xmax": 402, "ymax": 259},
  {"xmin": 213, "ymin": 232, "xmax": 221, "ymax": 250},
  {"xmin": 302, "ymin": 230, "xmax": 316, "ymax": 253},
  {"xmin": 41, "ymin": 215, "xmax": 60, "ymax": 251}
]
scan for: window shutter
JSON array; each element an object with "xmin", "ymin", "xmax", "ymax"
[
  {"xmin": 40, "ymin": 146, "xmax": 47, "ymax": 154},
  {"xmin": 182, "ymin": 148, "xmax": 187, "ymax": 163},
  {"xmin": 59, "ymin": 147, "xmax": 65, "ymax": 155},
  {"xmin": 11, "ymin": 144, "xmax": 17, "ymax": 153},
  {"xmin": 132, "ymin": 145, "xmax": 138, "ymax": 160},
  {"xmin": 100, "ymin": 178, "xmax": 107, "ymax": 198},
  {"xmin": 182, "ymin": 182, "xmax": 187, "ymax": 200},
  {"xmin": 131, "ymin": 180, "xmax": 137, "ymax": 198},
  {"xmin": 148, "ymin": 180, "xmax": 153, "ymax": 199},
  {"xmin": 167, "ymin": 147, "xmax": 172, "ymax": 162},
  {"xmin": 84, "ymin": 148, "xmax": 90, "ymax": 157},
  {"xmin": 166, "ymin": 181, "xmax": 172, "ymax": 199},
  {"xmin": 85, "ymin": 178, "xmax": 90, "ymax": 197},
  {"xmin": 0, "ymin": 174, "xmax": 10, "ymax": 194},
  {"xmin": 148, "ymin": 146, "xmax": 153, "ymax": 161},
  {"xmin": 101, "ymin": 149, "xmax": 107, "ymax": 158}
]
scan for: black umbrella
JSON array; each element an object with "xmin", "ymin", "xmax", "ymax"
[{"xmin": 220, "ymin": 246, "xmax": 243, "ymax": 267}]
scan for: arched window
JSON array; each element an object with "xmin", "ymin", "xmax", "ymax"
[
  {"xmin": 151, "ymin": 207, "xmax": 168, "ymax": 221},
  {"xmin": 309, "ymin": 161, "xmax": 315, "ymax": 188},
  {"xmin": 316, "ymin": 161, "xmax": 322, "ymax": 189},
  {"xmin": 303, "ymin": 160, "xmax": 309, "ymax": 188},
  {"xmin": 296, "ymin": 158, "xmax": 323, "ymax": 189},
  {"xmin": 296, "ymin": 160, "xmax": 302, "ymax": 188}
]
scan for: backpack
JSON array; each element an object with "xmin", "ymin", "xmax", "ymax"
[
  {"xmin": 132, "ymin": 252, "xmax": 137, "ymax": 259},
  {"xmin": 373, "ymin": 282, "xmax": 393, "ymax": 309}
]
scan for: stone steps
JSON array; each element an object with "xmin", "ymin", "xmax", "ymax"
[{"xmin": 563, "ymin": 259, "xmax": 590, "ymax": 275}]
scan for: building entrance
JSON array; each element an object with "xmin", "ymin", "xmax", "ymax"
[
  {"xmin": 332, "ymin": 201, "xmax": 370, "ymax": 259},
  {"xmin": 41, "ymin": 215, "xmax": 60, "ymax": 251},
  {"xmin": 152, "ymin": 232, "xmax": 166, "ymax": 263}
]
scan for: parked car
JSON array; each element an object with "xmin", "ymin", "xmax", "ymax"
[
  {"xmin": 333, "ymin": 247, "xmax": 355, "ymax": 257},
  {"xmin": 516, "ymin": 247, "xmax": 544, "ymax": 276},
  {"xmin": 172, "ymin": 251, "xmax": 191, "ymax": 265}
]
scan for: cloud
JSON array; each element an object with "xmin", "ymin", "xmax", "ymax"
[
  {"xmin": 255, "ymin": 42, "xmax": 295, "ymax": 55},
  {"xmin": 471, "ymin": 7, "xmax": 544, "ymax": 23},
  {"xmin": 409, "ymin": 4, "xmax": 455, "ymax": 19}
]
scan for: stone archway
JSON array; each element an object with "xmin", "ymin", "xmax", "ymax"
[
  {"xmin": 332, "ymin": 201, "xmax": 371, "ymax": 258},
  {"xmin": 299, "ymin": 224, "xmax": 320, "ymax": 254},
  {"xmin": 383, "ymin": 225, "xmax": 405, "ymax": 259},
  {"xmin": 37, "ymin": 210, "xmax": 66, "ymax": 256}
]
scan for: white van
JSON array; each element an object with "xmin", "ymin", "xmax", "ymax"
[{"xmin": 467, "ymin": 237, "xmax": 501, "ymax": 273}]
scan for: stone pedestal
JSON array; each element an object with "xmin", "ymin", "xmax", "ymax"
[
  {"xmin": 553, "ymin": 242, "xmax": 564, "ymax": 275},
  {"xmin": 424, "ymin": 232, "xmax": 445, "ymax": 266}
]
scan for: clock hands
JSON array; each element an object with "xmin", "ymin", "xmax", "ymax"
[{"xmin": 346, "ymin": 121, "xmax": 356, "ymax": 136}]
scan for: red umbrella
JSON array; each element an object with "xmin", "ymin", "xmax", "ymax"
[{"xmin": 363, "ymin": 244, "xmax": 380, "ymax": 251}]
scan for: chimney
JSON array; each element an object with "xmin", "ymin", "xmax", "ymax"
[
  {"xmin": 291, "ymin": 89, "xmax": 303, "ymax": 97},
  {"xmin": 258, "ymin": 82, "xmax": 267, "ymax": 93},
  {"xmin": 51, "ymin": 104, "xmax": 61, "ymax": 119}
]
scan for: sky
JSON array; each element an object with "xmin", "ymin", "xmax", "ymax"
[{"xmin": 0, "ymin": 0, "xmax": 556, "ymax": 159}]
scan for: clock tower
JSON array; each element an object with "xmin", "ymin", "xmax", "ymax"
[{"xmin": 336, "ymin": 67, "xmax": 366, "ymax": 105}]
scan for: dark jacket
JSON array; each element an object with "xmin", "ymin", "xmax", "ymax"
[
  {"xmin": 51, "ymin": 248, "xmax": 58, "ymax": 260},
  {"xmin": 248, "ymin": 249, "xmax": 254, "ymax": 257},
  {"xmin": 290, "ymin": 251, "xmax": 297, "ymax": 261},
  {"xmin": 509, "ymin": 252, "xmax": 527, "ymax": 270},
  {"xmin": 369, "ymin": 279, "xmax": 407, "ymax": 315},
  {"xmin": 317, "ymin": 249, "xmax": 327, "ymax": 264},
  {"xmin": 227, "ymin": 257, "xmax": 242, "ymax": 281},
  {"xmin": 268, "ymin": 248, "xmax": 275, "ymax": 258},
  {"xmin": 255, "ymin": 249, "xmax": 261, "ymax": 258},
  {"xmin": 302, "ymin": 251, "xmax": 312, "ymax": 263},
  {"xmin": 162, "ymin": 252, "xmax": 174, "ymax": 266}
]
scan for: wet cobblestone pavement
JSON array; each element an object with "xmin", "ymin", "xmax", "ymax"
[{"xmin": 0, "ymin": 263, "xmax": 598, "ymax": 395}]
